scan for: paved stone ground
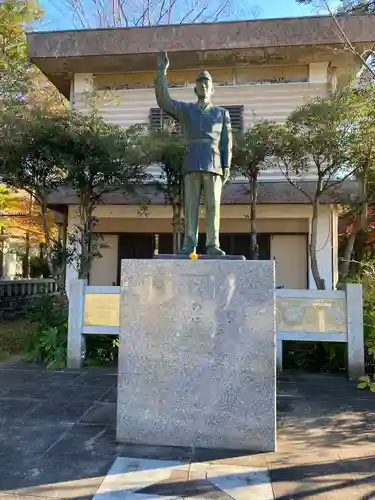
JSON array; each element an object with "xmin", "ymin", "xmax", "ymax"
[{"xmin": 1, "ymin": 360, "xmax": 375, "ymax": 499}]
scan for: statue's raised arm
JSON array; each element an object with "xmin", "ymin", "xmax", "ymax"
[{"xmin": 155, "ymin": 51, "xmax": 185, "ymax": 121}]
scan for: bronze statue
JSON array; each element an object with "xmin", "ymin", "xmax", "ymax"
[{"xmin": 155, "ymin": 51, "xmax": 232, "ymax": 256}]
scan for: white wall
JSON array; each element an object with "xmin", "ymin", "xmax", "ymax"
[
  {"xmin": 65, "ymin": 203, "xmax": 338, "ymax": 292},
  {"xmin": 271, "ymin": 234, "xmax": 308, "ymax": 289},
  {"xmin": 89, "ymin": 234, "xmax": 119, "ymax": 286}
]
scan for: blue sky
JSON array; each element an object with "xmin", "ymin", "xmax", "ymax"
[
  {"xmin": 257, "ymin": 0, "xmax": 315, "ymax": 18},
  {"xmin": 38, "ymin": 0, "xmax": 334, "ymax": 31}
]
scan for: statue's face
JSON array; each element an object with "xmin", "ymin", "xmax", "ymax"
[{"xmin": 195, "ymin": 78, "xmax": 213, "ymax": 100}]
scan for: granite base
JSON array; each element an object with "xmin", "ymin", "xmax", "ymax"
[{"xmin": 118, "ymin": 259, "xmax": 276, "ymax": 452}]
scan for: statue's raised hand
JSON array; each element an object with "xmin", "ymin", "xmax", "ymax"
[{"xmin": 157, "ymin": 51, "xmax": 169, "ymax": 73}]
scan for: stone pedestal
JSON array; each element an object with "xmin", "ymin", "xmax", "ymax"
[{"xmin": 118, "ymin": 259, "xmax": 276, "ymax": 452}]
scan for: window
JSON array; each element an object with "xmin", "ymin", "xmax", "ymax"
[
  {"xmin": 149, "ymin": 108, "xmax": 181, "ymax": 134},
  {"xmin": 149, "ymin": 105, "xmax": 244, "ymax": 134}
]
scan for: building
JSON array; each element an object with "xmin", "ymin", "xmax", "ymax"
[{"xmin": 27, "ymin": 14, "xmax": 375, "ymax": 290}]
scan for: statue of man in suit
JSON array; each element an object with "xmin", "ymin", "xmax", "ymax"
[{"xmin": 155, "ymin": 51, "xmax": 233, "ymax": 256}]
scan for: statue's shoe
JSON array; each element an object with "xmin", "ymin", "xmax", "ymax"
[
  {"xmin": 177, "ymin": 247, "xmax": 196, "ymax": 255},
  {"xmin": 206, "ymin": 246, "xmax": 226, "ymax": 256}
]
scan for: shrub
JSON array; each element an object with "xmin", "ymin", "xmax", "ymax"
[{"xmin": 24, "ymin": 294, "xmax": 68, "ymax": 368}]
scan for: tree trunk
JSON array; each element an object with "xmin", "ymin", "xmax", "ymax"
[
  {"xmin": 309, "ymin": 198, "xmax": 325, "ymax": 289},
  {"xmin": 177, "ymin": 204, "xmax": 183, "ymax": 252},
  {"xmin": 340, "ymin": 220, "xmax": 358, "ymax": 281},
  {"xmin": 172, "ymin": 204, "xmax": 178, "ymax": 254},
  {"xmin": 22, "ymin": 231, "xmax": 30, "ymax": 278},
  {"xmin": 79, "ymin": 218, "xmax": 92, "ymax": 280},
  {"xmin": 78, "ymin": 194, "xmax": 93, "ymax": 281},
  {"xmin": 0, "ymin": 226, "xmax": 4, "ymax": 279},
  {"xmin": 60, "ymin": 210, "xmax": 68, "ymax": 291},
  {"xmin": 249, "ymin": 174, "xmax": 259, "ymax": 260},
  {"xmin": 354, "ymin": 228, "xmax": 368, "ymax": 268},
  {"xmin": 41, "ymin": 202, "xmax": 54, "ymax": 278},
  {"xmin": 340, "ymin": 167, "xmax": 368, "ymax": 280}
]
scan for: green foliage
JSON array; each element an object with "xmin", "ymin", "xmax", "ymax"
[
  {"xmin": 0, "ymin": 107, "xmax": 145, "ymax": 281},
  {"xmin": 30, "ymin": 255, "xmax": 50, "ymax": 278},
  {"xmin": 0, "ymin": 185, "xmax": 10, "ymax": 210},
  {"xmin": 358, "ymin": 374, "xmax": 375, "ymax": 391},
  {"xmin": 284, "ymin": 341, "xmax": 346, "ymax": 373},
  {"xmin": 359, "ymin": 262, "xmax": 375, "ymax": 368},
  {"xmin": 142, "ymin": 129, "xmax": 185, "ymax": 252},
  {"xmin": 23, "ymin": 295, "xmax": 120, "ymax": 368},
  {"xmin": 0, "ymin": 0, "xmax": 42, "ymax": 65},
  {"xmin": 85, "ymin": 336, "xmax": 119, "ymax": 366},
  {"xmin": 0, "ymin": 1, "xmax": 65, "ymax": 113},
  {"xmin": 296, "ymin": 0, "xmax": 375, "ymax": 11},
  {"xmin": 273, "ymin": 91, "xmax": 361, "ymax": 289},
  {"xmin": 232, "ymin": 121, "xmax": 279, "ymax": 178},
  {"xmin": 285, "ymin": 94, "xmax": 354, "ymax": 180},
  {"xmin": 24, "ymin": 294, "xmax": 68, "ymax": 368},
  {"xmin": 344, "ymin": 260, "xmax": 375, "ymax": 377},
  {"xmin": 339, "ymin": 0, "xmax": 375, "ymax": 13},
  {"xmin": 0, "ymin": 0, "xmax": 41, "ymax": 108},
  {"xmin": 232, "ymin": 121, "xmax": 280, "ymax": 259},
  {"xmin": 57, "ymin": 114, "xmax": 146, "ymax": 278}
]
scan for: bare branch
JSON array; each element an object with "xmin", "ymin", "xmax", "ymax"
[
  {"xmin": 275, "ymin": 159, "xmax": 314, "ymax": 202},
  {"xmin": 323, "ymin": 0, "xmax": 375, "ymax": 77},
  {"xmin": 56, "ymin": 0, "xmax": 260, "ymax": 27},
  {"xmin": 322, "ymin": 166, "xmax": 358, "ymax": 193}
]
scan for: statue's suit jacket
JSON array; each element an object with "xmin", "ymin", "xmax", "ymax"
[{"xmin": 155, "ymin": 74, "xmax": 233, "ymax": 176}]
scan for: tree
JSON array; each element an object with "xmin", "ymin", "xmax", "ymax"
[
  {"xmin": 0, "ymin": 0, "xmax": 66, "ymax": 113},
  {"xmin": 232, "ymin": 122, "xmax": 277, "ymax": 260},
  {"xmin": 0, "ymin": 0, "xmax": 41, "ymax": 63},
  {"xmin": 0, "ymin": 107, "xmax": 146, "ymax": 283},
  {"xmin": 0, "ymin": 106, "xmax": 69, "ymax": 284},
  {"xmin": 52, "ymin": 0, "xmax": 260, "ymax": 28},
  {"xmin": 296, "ymin": 1, "xmax": 375, "ymax": 79},
  {"xmin": 58, "ymin": 113, "xmax": 146, "ymax": 280},
  {"xmin": 339, "ymin": 84, "xmax": 375, "ymax": 278},
  {"xmin": 339, "ymin": 0, "xmax": 375, "ymax": 14},
  {"xmin": 274, "ymin": 94, "xmax": 357, "ymax": 289},
  {"xmin": 0, "ymin": 186, "xmax": 56, "ymax": 245},
  {"xmin": 144, "ymin": 128, "xmax": 185, "ymax": 253}
]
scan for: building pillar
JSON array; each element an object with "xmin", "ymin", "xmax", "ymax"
[
  {"xmin": 345, "ymin": 283, "xmax": 365, "ymax": 379},
  {"xmin": 309, "ymin": 62, "xmax": 329, "ymax": 84}
]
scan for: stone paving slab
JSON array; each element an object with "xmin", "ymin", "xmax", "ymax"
[
  {"xmin": 1, "ymin": 363, "xmax": 375, "ymax": 499},
  {"xmin": 93, "ymin": 457, "xmax": 274, "ymax": 500}
]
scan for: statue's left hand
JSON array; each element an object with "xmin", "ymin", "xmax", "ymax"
[
  {"xmin": 157, "ymin": 51, "xmax": 170, "ymax": 73},
  {"xmin": 223, "ymin": 169, "xmax": 230, "ymax": 185}
]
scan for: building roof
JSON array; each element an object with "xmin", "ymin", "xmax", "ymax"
[
  {"xmin": 48, "ymin": 180, "xmax": 359, "ymax": 212},
  {"xmin": 27, "ymin": 14, "xmax": 375, "ymax": 97}
]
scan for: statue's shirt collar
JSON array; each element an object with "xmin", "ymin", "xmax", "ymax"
[{"xmin": 197, "ymin": 101, "xmax": 213, "ymax": 111}]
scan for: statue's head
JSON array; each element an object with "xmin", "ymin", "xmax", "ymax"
[{"xmin": 194, "ymin": 70, "xmax": 213, "ymax": 100}]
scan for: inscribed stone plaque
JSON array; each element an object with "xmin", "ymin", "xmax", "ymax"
[{"xmin": 118, "ymin": 259, "xmax": 276, "ymax": 451}]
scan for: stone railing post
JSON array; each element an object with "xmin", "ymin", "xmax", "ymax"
[
  {"xmin": 345, "ymin": 283, "xmax": 365, "ymax": 380},
  {"xmin": 67, "ymin": 279, "xmax": 86, "ymax": 369}
]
